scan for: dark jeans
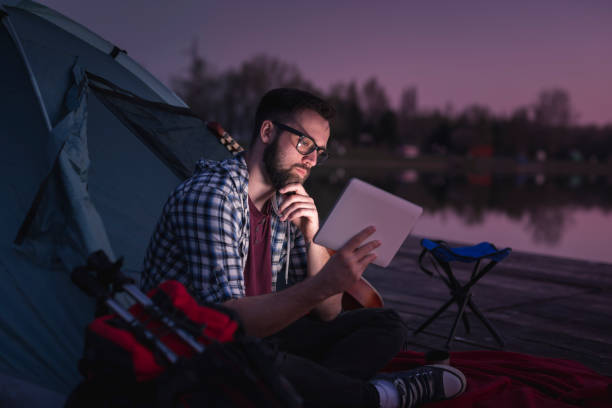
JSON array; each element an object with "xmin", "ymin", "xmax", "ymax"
[{"xmin": 264, "ymin": 308, "xmax": 407, "ymax": 408}]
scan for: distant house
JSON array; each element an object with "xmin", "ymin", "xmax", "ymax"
[
  {"xmin": 569, "ymin": 149, "xmax": 583, "ymax": 162},
  {"xmin": 536, "ymin": 150, "xmax": 547, "ymax": 162},
  {"xmin": 359, "ymin": 132, "xmax": 374, "ymax": 145},
  {"xmin": 399, "ymin": 144, "xmax": 420, "ymax": 159},
  {"xmin": 468, "ymin": 145, "xmax": 493, "ymax": 158}
]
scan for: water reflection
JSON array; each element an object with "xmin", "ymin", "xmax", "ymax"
[
  {"xmin": 524, "ymin": 206, "xmax": 574, "ymax": 245},
  {"xmin": 306, "ymin": 167, "xmax": 612, "ymax": 259}
]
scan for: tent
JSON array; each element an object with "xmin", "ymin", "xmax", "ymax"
[{"xmin": 0, "ymin": 1, "xmax": 231, "ymax": 405}]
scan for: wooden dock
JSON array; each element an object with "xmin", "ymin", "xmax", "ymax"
[{"xmin": 363, "ymin": 237, "xmax": 612, "ymax": 377}]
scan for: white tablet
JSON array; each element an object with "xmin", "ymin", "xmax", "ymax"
[{"xmin": 314, "ymin": 178, "xmax": 423, "ymax": 267}]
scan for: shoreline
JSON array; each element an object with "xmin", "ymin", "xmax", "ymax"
[{"xmin": 326, "ymin": 151, "xmax": 612, "ymax": 175}]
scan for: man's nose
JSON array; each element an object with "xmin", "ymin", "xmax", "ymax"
[{"xmin": 302, "ymin": 150, "xmax": 317, "ymax": 166}]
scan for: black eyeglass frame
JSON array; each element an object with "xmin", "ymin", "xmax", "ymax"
[{"xmin": 272, "ymin": 121, "xmax": 329, "ymax": 164}]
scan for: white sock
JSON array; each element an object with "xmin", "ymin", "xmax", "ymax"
[{"xmin": 371, "ymin": 379, "xmax": 400, "ymax": 408}]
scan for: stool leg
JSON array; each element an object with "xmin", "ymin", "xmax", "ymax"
[
  {"xmin": 445, "ymin": 295, "xmax": 470, "ymax": 348},
  {"xmin": 468, "ymin": 299, "xmax": 505, "ymax": 347},
  {"xmin": 414, "ymin": 296, "xmax": 455, "ymax": 335},
  {"xmin": 461, "ymin": 308, "xmax": 471, "ymax": 334}
]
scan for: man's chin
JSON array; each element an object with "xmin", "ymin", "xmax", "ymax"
[
  {"xmin": 284, "ymin": 174, "xmax": 305, "ymax": 186},
  {"xmin": 269, "ymin": 168, "xmax": 309, "ymax": 190}
]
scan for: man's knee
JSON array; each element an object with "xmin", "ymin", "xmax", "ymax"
[
  {"xmin": 350, "ymin": 308, "xmax": 408, "ymax": 343},
  {"xmin": 372, "ymin": 308, "xmax": 408, "ymax": 355},
  {"xmin": 377, "ymin": 308, "xmax": 408, "ymax": 338}
]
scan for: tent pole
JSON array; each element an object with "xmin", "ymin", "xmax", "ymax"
[{"xmin": 1, "ymin": 11, "xmax": 52, "ymax": 131}]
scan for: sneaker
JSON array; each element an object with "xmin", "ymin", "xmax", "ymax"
[{"xmin": 374, "ymin": 364, "xmax": 466, "ymax": 408}]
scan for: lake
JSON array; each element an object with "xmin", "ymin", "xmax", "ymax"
[{"xmin": 306, "ymin": 166, "xmax": 612, "ymax": 265}]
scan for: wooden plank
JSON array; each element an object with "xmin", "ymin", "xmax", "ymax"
[
  {"xmin": 365, "ymin": 237, "xmax": 612, "ymax": 377},
  {"xmin": 399, "ymin": 315, "xmax": 612, "ymax": 376}
]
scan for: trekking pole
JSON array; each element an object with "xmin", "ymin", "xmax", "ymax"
[
  {"xmin": 86, "ymin": 251, "xmax": 205, "ymax": 354},
  {"xmin": 120, "ymin": 283, "xmax": 205, "ymax": 354},
  {"xmin": 72, "ymin": 265, "xmax": 179, "ymax": 364}
]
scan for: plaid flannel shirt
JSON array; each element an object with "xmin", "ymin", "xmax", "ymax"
[{"xmin": 141, "ymin": 154, "xmax": 309, "ymax": 303}]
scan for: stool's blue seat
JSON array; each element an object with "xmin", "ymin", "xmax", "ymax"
[
  {"xmin": 416, "ymin": 239, "xmax": 511, "ymax": 348},
  {"xmin": 421, "ymin": 239, "xmax": 511, "ymax": 263}
]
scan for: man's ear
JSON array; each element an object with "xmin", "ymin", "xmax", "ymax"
[{"xmin": 260, "ymin": 120, "xmax": 275, "ymax": 144}]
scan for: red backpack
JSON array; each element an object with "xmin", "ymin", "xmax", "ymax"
[{"xmin": 65, "ymin": 251, "xmax": 301, "ymax": 408}]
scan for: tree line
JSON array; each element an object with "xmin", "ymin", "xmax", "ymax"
[{"xmin": 173, "ymin": 51, "xmax": 612, "ymax": 163}]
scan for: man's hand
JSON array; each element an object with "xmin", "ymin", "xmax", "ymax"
[
  {"xmin": 222, "ymin": 226, "xmax": 380, "ymax": 337},
  {"xmin": 278, "ymin": 183, "xmax": 319, "ymax": 243},
  {"xmin": 317, "ymin": 226, "xmax": 380, "ymax": 295}
]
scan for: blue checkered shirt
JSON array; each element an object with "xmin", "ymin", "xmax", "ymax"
[{"xmin": 141, "ymin": 154, "xmax": 309, "ymax": 303}]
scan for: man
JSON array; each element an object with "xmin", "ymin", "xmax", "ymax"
[{"xmin": 141, "ymin": 88, "xmax": 466, "ymax": 408}]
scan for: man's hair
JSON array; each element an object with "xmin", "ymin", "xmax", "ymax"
[{"xmin": 250, "ymin": 88, "xmax": 335, "ymax": 148}]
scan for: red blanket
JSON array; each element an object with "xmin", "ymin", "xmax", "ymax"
[{"xmin": 385, "ymin": 351, "xmax": 612, "ymax": 408}]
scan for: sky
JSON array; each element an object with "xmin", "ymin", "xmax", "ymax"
[{"xmin": 42, "ymin": 0, "xmax": 612, "ymax": 125}]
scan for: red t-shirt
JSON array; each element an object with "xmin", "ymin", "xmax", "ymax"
[{"xmin": 244, "ymin": 197, "xmax": 273, "ymax": 296}]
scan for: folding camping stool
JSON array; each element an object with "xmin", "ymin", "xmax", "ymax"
[{"xmin": 414, "ymin": 239, "xmax": 511, "ymax": 348}]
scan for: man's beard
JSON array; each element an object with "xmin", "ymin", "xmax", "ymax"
[{"xmin": 263, "ymin": 136, "xmax": 310, "ymax": 190}]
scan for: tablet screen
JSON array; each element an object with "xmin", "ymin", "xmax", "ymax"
[{"xmin": 314, "ymin": 178, "xmax": 422, "ymax": 267}]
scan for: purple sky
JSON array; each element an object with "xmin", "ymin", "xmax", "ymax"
[{"xmin": 43, "ymin": 0, "xmax": 612, "ymax": 125}]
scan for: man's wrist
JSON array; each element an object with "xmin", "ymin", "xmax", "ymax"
[
  {"xmin": 306, "ymin": 239, "xmax": 321, "ymax": 250},
  {"xmin": 306, "ymin": 240, "xmax": 331, "ymax": 257}
]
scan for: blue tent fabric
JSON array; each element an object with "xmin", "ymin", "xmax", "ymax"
[
  {"xmin": 0, "ymin": 1, "xmax": 232, "ymax": 405},
  {"xmin": 88, "ymin": 73, "xmax": 232, "ymax": 179},
  {"xmin": 15, "ymin": 62, "xmax": 115, "ymax": 271},
  {"xmin": 421, "ymin": 239, "xmax": 511, "ymax": 263}
]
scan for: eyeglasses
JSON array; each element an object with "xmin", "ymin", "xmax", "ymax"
[{"xmin": 272, "ymin": 121, "xmax": 329, "ymax": 164}]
